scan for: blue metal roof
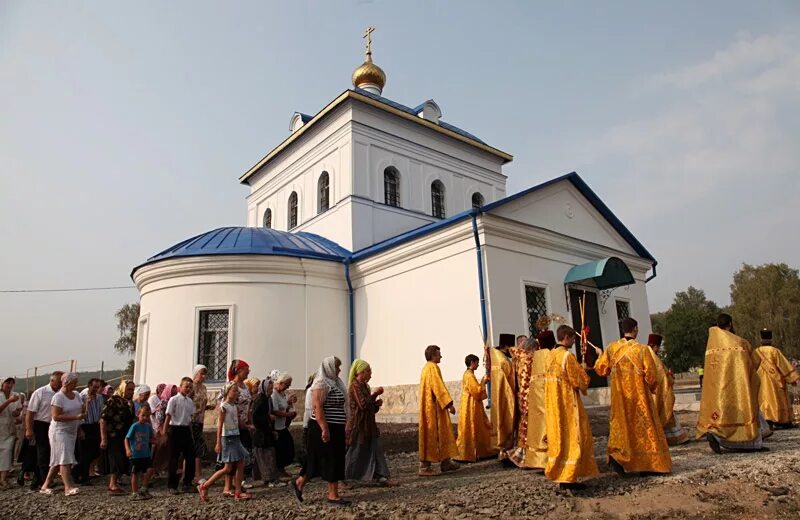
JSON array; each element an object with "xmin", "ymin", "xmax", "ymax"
[
  {"xmin": 131, "ymin": 227, "xmax": 350, "ymax": 276},
  {"xmin": 352, "ymin": 88, "xmax": 486, "ymax": 145},
  {"xmin": 350, "ymin": 172, "xmax": 657, "ymax": 265}
]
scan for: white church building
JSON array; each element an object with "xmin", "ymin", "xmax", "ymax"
[{"xmin": 131, "ymin": 35, "xmax": 658, "ymax": 391}]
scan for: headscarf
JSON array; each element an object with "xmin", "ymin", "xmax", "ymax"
[
  {"xmin": 61, "ymin": 372, "xmax": 79, "ymax": 386},
  {"xmin": 133, "ymin": 384, "xmax": 151, "ymax": 399},
  {"xmin": 114, "ymin": 379, "xmax": 132, "ymax": 398},
  {"xmin": 245, "ymin": 378, "xmax": 260, "ymax": 394},
  {"xmin": 193, "ymin": 364, "xmax": 207, "ymax": 378},
  {"xmin": 227, "ymin": 359, "xmax": 250, "ymax": 381},
  {"xmin": 311, "ymin": 356, "xmax": 347, "ymax": 397},
  {"xmin": 154, "ymin": 383, "xmax": 178, "ymax": 418},
  {"xmin": 155, "ymin": 383, "xmax": 166, "ymax": 396},
  {"xmin": 348, "ymin": 359, "xmax": 370, "ymax": 385},
  {"xmin": 270, "ymin": 369, "xmax": 281, "ymax": 383},
  {"xmin": 102, "ymin": 385, "xmax": 114, "ymax": 397},
  {"xmin": 275, "ymin": 372, "xmax": 292, "ymax": 385},
  {"xmin": 258, "ymin": 377, "xmax": 272, "ymax": 396}
]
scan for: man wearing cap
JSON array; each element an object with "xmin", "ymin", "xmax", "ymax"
[
  {"xmin": 487, "ymin": 333, "xmax": 516, "ymax": 460},
  {"xmin": 697, "ymin": 313, "xmax": 771, "ymax": 453},
  {"xmin": 595, "ymin": 318, "xmax": 671, "ymax": 475},
  {"xmin": 646, "ymin": 334, "xmax": 689, "ymax": 445},
  {"xmin": 755, "ymin": 329, "xmax": 799, "ymax": 429}
]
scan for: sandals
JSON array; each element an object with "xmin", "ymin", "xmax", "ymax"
[
  {"xmin": 197, "ymin": 484, "xmax": 209, "ymax": 503},
  {"xmin": 290, "ymin": 480, "xmax": 303, "ymax": 503},
  {"xmin": 64, "ymin": 488, "xmax": 80, "ymax": 497},
  {"xmin": 39, "ymin": 488, "xmax": 54, "ymax": 496},
  {"xmin": 327, "ymin": 497, "xmax": 352, "ymax": 506},
  {"xmin": 234, "ymin": 492, "xmax": 251, "ymax": 501}
]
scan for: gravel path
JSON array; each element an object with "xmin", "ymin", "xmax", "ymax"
[{"xmin": 2, "ymin": 410, "xmax": 799, "ymax": 519}]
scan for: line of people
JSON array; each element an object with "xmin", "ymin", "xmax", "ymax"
[{"xmin": 418, "ymin": 314, "xmax": 798, "ymax": 490}]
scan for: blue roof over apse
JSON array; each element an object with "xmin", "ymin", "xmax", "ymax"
[
  {"xmin": 131, "ymin": 227, "xmax": 350, "ymax": 277},
  {"xmin": 352, "ymin": 88, "xmax": 486, "ymax": 145}
]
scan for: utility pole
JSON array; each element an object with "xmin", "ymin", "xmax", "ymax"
[{"xmin": 100, "ymin": 361, "xmax": 104, "ymax": 381}]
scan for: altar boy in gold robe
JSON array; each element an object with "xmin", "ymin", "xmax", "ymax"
[
  {"xmin": 544, "ymin": 325, "xmax": 598, "ymax": 489},
  {"xmin": 756, "ymin": 329, "xmax": 799, "ymax": 429},
  {"xmin": 418, "ymin": 345, "xmax": 459, "ymax": 476},
  {"xmin": 647, "ymin": 334, "xmax": 689, "ymax": 445},
  {"xmin": 455, "ymin": 355, "xmax": 497, "ymax": 462}
]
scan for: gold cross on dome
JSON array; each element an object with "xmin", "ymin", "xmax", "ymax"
[{"xmin": 363, "ymin": 26, "xmax": 375, "ymax": 56}]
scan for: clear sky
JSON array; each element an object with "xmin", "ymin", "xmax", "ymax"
[{"xmin": 1, "ymin": 1, "xmax": 798, "ymax": 377}]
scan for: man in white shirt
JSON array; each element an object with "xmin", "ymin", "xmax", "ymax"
[
  {"xmin": 24, "ymin": 371, "xmax": 63, "ymax": 490},
  {"xmin": 162, "ymin": 377, "xmax": 196, "ymax": 493}
]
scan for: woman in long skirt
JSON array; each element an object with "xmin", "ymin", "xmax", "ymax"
[{"xmin": 345, "ymin": 360, "xmax": 391, "ymax": 485}]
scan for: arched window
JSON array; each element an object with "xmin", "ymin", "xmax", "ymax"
[
  {"xmin": 288, "ymin": 192, "xmax": 298, "ymax": 229},
  {"xmin": 431, "ymin": 180, "xmax": 446, "ymax": 218},
  {"xmin": 471, "ymin": 192, "xmax": 485, "ymax": 209},
  {"xmin": 384, "ymin": 167, "xmax": 400, "ymax": 207},
  {"xmin": 318, "ymin": 171, "xmax": 330, "ymax": 214},
  {"xmin": 263, "ymin": 208, "xmax": 272, "ymax": 228}
]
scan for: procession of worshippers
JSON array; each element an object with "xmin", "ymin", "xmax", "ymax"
[{"xmin": 2, "ymin": 313, "xmax": 797, "ymax": 502}]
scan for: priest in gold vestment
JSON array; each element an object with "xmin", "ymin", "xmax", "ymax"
[
  {"xmin": 456, "ymin": 354, "xmax": 498, "ymax": 461},
  {"xmin": 755, "ymin": 329, "xmax": 799, "ymax": 429},
  {"xmin": 646, "ymin": 334, "xmax": 688, "ymax": 445},
  {"xmin": 697, "ymin": 314, "xmax": 771, "ymax": 453},
  {"xmin": 488, "ymin": 333, "xmax": 516, "ymax": 458},
  {"xmin": 544, "ymin": 325, "xmax": 598, "ymax": 489},
  {"xmin": 595, "ymin": 318, "xmax": 672, "ymax": 475},
  {"xmin": 507, "ymin": 334, "xmax": 550, "ymax": 469},
  {"xmin": 418, "ymin": 345, "xmax": 459, "ymax": 476}
]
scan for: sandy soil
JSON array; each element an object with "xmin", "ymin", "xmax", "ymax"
[{"xmin": 2, "ymin": 409, "xmax": 798, "ymax": 519}]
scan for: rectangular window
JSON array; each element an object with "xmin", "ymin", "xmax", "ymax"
[
  {"xmin": 525, "ymin": 285, "xmax": 549, "ymax": 337},
  {"xmin": 616, "ymin": 300, "xmax": 631, "ymax": 338},
  {"xmin": 197, "ymin": 309, "xmax": 229, "ymax": 381}
]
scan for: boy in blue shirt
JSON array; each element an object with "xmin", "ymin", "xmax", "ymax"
[{"xmin": 125, "ymin": 403, "xmax": 155, "ymax": 500}]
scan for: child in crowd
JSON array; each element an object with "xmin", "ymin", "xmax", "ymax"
[
  {"xmin": 125, "ymin": 404, "xmax": 155, "ymax": 500},
  {"xmin": 197, "ymin": 383, "xmax": 251, "ymax": 502}
]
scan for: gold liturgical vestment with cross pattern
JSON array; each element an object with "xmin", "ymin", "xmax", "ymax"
[
  {"xmin": 696, "ymin": 327, "xmax": 762, "ymax": 442},
  {"xmin": 755, "ymin": 345, "xmax": 800, "ymax": 424},
  {"xmin": 544, "ymin": 346, "xmax": 599, "ymax": 483},
  {"xmin": 595, "ymin": 338, "xmax": 672, "ymax": 474},
  {"xmin": 418, "ymin": 362, "xmax": 457, "ymax": 462}
]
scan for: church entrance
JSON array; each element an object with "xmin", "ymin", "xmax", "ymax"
[{"xmin": 568, "ymin": 288, "xmax": 607, "ymax": 388}]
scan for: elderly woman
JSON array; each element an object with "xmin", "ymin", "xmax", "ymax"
[
  {"xmin": 271, "ymin": 372, "xmax": 297, "ymax": 479},
  {"xmin": 40, "ymin": 372, "xmax": 84, "ymax": 496},
  {"xmin": 345, "ymin": 360, "xmax": 390, "ymax": 485},
  {"xmin": 292, "ymin": 357, "xmax": 350, "ymax": 506},
  {"xmin": 0, "ymin": 377, "xmax": 22, "ymax": 488},
  {"xmin": 133, "ymin": 385, "xmax": 151, "ymax": 415},
  {"xmin": 252, "ymin": 377, "xmax": 282, "ymax": 486},
  {"xmin": 100, "ymin": 380, "xmax": 135, "ymax": 495}
]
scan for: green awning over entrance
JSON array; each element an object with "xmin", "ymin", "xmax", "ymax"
[{"xmin": 564, "ymin": 257, "xmax": 634, "ymax": 290}]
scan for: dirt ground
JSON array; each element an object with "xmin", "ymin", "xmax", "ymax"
[{"xmin": 3, "ymin": 409, "xmax": 799, "ymax": 520}]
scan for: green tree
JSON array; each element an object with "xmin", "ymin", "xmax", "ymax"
[
  {"xmin": 730, "ymin": 263, "xmax": 800, "ymax": 357},
  {"xmin": 114, "ymin": 303, "xmax": 140, "ymax": 355},
  {"xmin": 661, "ymin": 287, "xmax": 720, "ymax": 372}
]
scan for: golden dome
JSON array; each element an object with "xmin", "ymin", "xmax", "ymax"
[{"xmin": 352, "ymin": 55, "xmax": 386, "ymax": 92}]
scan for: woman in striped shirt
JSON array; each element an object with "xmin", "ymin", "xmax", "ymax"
[{"xmin": 291, "ymin": 356, "xmax": 350, "ymax": 506}]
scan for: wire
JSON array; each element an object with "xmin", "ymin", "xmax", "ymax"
[{"xmin": 0, "ymin": 285, "xmax": 135, "ymax": 293}]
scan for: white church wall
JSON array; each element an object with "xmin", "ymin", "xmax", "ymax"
[
  {"xmin": 133, "ymin": 256, "xmax": 348, "ymax": 389},
  {"xmin": 351, "ymin": 221, "xmax": 484, "ymax": 387},
  {"xmin": 479, "ymin": 214, "xmax": 654, "ymax": 351},
  {"xmin": 488, "ymin": 181, "xmax": 638, "ymax": 257}
]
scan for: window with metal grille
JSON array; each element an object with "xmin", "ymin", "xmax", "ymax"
[
  {"xmin": 525, "ymin": 285, "xmax": 548, "ymax": 337},
  {"xmin": 616, "ymin": 300, "xmax": 631, "ymax": 338},
  {"xmin": 263, "ymin": 208, "xmax": 272, "ymax": 228},
  {"xmin": 431, "ymin": 180, "xmax": 446, "ymax": 218},
  {"xmin": 471, "ymin": 192, "xmax": 485, "ymax": 209},
  {"xmin": 318, "ymin": 172, "xmax": 329, "ymax": 214},
  {"xmin": 384, "ymin": 167, "xmax": 400, "ymax": 207},
  {"xmin": 288, "ymin": 192, "xmax": 298, "ymax": 229},
  {"xmin": 197, "ymin": 309, "xmax": 229, "ymax": 381}
]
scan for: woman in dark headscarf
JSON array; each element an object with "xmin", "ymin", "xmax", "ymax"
[
  {"xmin": 252, "ymin": 377, "xmax": 282, "ymax": 487},
  {"xmin": 345, "ymin": 359, "xmax": 390, "ymax": 485}
]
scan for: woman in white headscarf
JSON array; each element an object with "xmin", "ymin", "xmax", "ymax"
[
  {"xmin": 40, "ymin": 372, "xmax": 84, "ymax": 496},
  {"xmin": 132, "ymin": 385, "xmax": 151, "ymax": 415},
  {"xmin": 291, "ymin": 357, "xmax": 350, "ymax": 506}
]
